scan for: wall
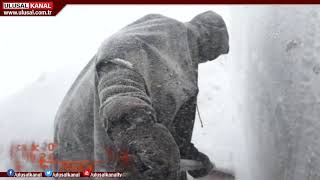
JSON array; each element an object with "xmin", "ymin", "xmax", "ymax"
[{"xmin": 230, "ymin": 6, "xmax": 320, "ymax": 180}]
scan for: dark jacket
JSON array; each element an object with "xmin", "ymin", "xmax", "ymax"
[{"xmin": 54, "ymin": 12, "xmax": 229, "ymax": 180}]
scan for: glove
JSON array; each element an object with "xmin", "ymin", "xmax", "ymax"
[
  {"xmin": 181, "ymin": 143, "xmax": 214, "ymax": 178},
  {"xmin": 112, "ymin": 123, "xmax": 181, "ymax": 180}
]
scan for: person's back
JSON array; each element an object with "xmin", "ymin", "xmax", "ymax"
[{"xmin": 54, "ymin": 11, "xmax": 229, "ymax": 180}]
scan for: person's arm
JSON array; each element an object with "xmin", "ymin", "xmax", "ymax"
[
  {"xmin": 96, "ymin": 58, "xmax": 180, "ymax": 179},
  {"xmin": 96, "ymin": 58, "xmax": 156, "ymax": 132}
]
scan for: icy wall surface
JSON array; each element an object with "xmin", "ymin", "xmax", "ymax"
[{"xmin": 231, "ymin": 6, "xmax": 320, "ymax": 180}]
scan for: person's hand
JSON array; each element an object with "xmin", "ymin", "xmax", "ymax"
[
  {"xmin": 188, "ymin": 151, "xmax": 214, "ymax": 178},
  {"xmin": 180, "ymin": 143, "xmax": 214, "ymax": 178},
  {"xmin": 113, "ymin": 123, "xmax": 180, "ymax": 180}
]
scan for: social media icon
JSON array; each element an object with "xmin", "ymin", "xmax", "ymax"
[
  {"xmin": 44, "ymin": 169, "xmax": 53, "ymax": 177},
  {"xmin": 7, "ymin": 169, "xmax": 15, "ymax": 177},
  {"xmin": 83, "ymin": 169, "xmax": 91, "ymax": 177}
]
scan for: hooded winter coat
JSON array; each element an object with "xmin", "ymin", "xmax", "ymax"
[{"xmin": 54, "ymin": 11, "xmax": 229, "ymax": 180}]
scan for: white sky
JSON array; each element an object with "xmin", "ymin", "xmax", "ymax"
[{"xmin": 0, "ymin": 5, "xmax": 230, "ymax": 100}]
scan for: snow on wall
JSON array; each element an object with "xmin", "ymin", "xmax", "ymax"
[{"xmin": 230, "ymin": 6, "xmax": 320, "ymax": 180}]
